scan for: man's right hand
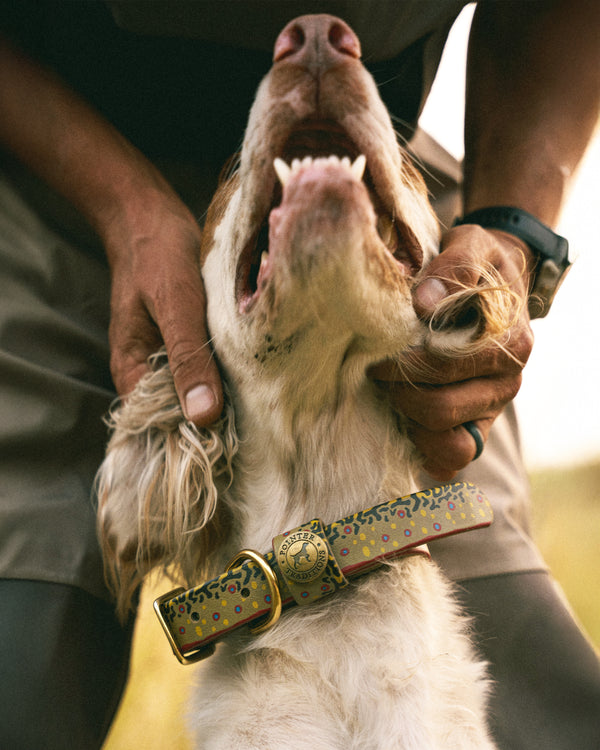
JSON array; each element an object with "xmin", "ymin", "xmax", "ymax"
[
  {"xmin": 104, "ymin": 187, "xmax": 223, "ymax": 426},
  {"xmin": 0, "ymin": 35, "xmax": 223, "ymax": 427}
]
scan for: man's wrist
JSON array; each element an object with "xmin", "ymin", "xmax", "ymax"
[{"xmin": 454, "ymin": 206, "xmax": 571, "ymax": 318}]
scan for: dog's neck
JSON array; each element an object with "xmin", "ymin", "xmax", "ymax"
[{"xmin": 226, "ymin": 367, "xmax": 417, "ymax": 553}]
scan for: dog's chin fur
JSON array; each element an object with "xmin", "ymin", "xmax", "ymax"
[{"xmin": 95, "ymin": 15, "xmax": 516, "ymax": 748}]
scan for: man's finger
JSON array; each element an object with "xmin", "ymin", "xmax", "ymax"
[
  {"xmin": 158, "ymin": 277, "xmax": 224, "ymax": 427},
  {"xmin": 410, "ymin": 417, "xmax": 494, "ymax": 479},
  {"xmin": 380, "ymin": 374, "xmax": 520, "ymax": 432},
  {"xmin": 108, "ymin": 298, "xmax": 162, "ymax": 397},
  {"xmin": 370, "ymin": 343, "xmax": 525, "ymax": 386},
  {"xmin": 171, "ymin": 344, "xmax": 223, "ymax": 426}
]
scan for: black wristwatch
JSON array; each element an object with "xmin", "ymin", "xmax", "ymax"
[{"xmin": 454, "ymin": 206, "xmax": 572, "ymax": 318}]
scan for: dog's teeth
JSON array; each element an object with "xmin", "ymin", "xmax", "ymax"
[
  {"xmin": 377, "ymin": 214, "xmax": 394, "ymax": 245},
  {"xmin": 273, "ymin": 158, "xmax": 291, "ymax": 186},
  {"xmin": 351, "ymin": 154, "xmax": 367, "ymax": 181},
  {"xmin": 278, "ymin": 154, "xmax": 366, "ymax": 182},
  {"xmin": 377, "ymin": 214, "xmax": 399, "ymax": 251}
]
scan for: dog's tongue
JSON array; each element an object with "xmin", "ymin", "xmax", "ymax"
[{"xmin": 262, "ymin": 155, "xmax": 370, "ymax": 285}]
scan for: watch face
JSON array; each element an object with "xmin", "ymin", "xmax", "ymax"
[{"xmin": 529, "ymin": 257, "xmax": 572, "ymax": 318}]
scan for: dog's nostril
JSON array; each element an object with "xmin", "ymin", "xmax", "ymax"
[
  {"xmin": 289, "ymin": 25, "xmax": 306, "ymax": 53},
  {"xmin": 273, "ymin": 23, "xmax": 305, "ymax": 62},
  {"xmin": 328, "ymin": 22, "xmax": 360, "ymax": 59},
  {"xmin": 274, "ymin": 16, "xmax": 361, "ymax": 65}
]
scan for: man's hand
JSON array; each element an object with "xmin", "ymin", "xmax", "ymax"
[
  {"xmin": 104, "ymin": 190, "xmax": 223, "ymax": 426},
  {"xmin": 390, "ymin": 0, "xmax": 599, "ymax": 479},
  {"xmin": 371, "ymin": 225, "xmax": 534, "ymax": 479},
  {"xmin": 0, "ymin": 36, "xmax": 223, "ymax": 427}
]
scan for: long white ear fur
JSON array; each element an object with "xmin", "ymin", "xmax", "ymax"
[{"xmin": 95, "ymin": 351, "xmax": 238, "ymax": 620}]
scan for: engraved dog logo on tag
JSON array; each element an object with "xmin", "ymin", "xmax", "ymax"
[{"xmin": 277, "ymin": 530, "xmax": 328, "ymax": 583}]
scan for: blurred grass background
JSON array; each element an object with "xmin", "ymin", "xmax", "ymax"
[{"xmin": 102, "ymin": 460, "xmax": 600, "ymax": 749}]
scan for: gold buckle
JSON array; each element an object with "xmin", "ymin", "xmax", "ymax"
[
  {"xmin": 225, "ymin": 549, "xmax": 282, "ymax": 634},
  {"xmin": 154, "ymin": 549, "xmax": 282, "ymax": 665},
  {"xmin": 153, "ymin": 588, "xmax": 216, "ymax": 665}
]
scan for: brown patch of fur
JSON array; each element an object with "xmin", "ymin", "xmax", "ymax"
[{"xmin": 200, "ymin": 172, "xmax": 240, "ymax": 266}]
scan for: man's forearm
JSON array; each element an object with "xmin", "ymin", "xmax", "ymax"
[
  {"xmin": 0, "ymin": 33, "xmax": 225, "ymax": 420},
  {"xmin": 464, "ymin": 0, "xmax": 600, "ymax": 227},
  {"xmin": 0, "ymin": 35, "xmax": 181, "ymax": 255}
]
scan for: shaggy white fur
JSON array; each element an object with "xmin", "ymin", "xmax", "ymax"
[{"xmin": 97, "ymin": 14, "xmax": 515, "ymax": 749}]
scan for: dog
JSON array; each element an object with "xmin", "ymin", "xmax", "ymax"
[{"xmin": 97, "ymin": 15, "xmax": 519, "ymax": 749}]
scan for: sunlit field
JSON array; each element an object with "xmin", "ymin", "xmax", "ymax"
[
  {"xmin": 529, "ymin": 462, "xmax": 600, "ymax": 646},
  {"xmin": 103, "ymin": 460, "xmax": 600, "ymax": 749}
]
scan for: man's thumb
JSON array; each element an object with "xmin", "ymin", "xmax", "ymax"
[
  {"xmin": 170, "ymin": 345, "xmax": 223, "ymax": 426},
  {"xmin": 413, "ymin": 277, "xmax": 448, "ymax": 317}
]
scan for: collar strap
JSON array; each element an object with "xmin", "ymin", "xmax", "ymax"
[{"xmin": 154, "ymin": 481, "xmax": 492, "ymax": 663}]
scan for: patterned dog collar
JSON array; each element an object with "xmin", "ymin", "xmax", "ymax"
[{"xmin": 155, "ymin": 482, "xmax": 492, "ymax": 663}]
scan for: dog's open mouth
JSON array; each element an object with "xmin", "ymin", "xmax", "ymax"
[{"xmin": 236, "ymin": 121, "xmax": 422, "ymax": 312}]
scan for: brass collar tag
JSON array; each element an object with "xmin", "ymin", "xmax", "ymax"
[{"xmin": 274, "ymin": 518, "xmax": 349, "ymax": 606}]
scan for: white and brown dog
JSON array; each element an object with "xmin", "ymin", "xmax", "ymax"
[{"xmin": 97, "ymin": 15, "xmax": 517, "ymax": 749}]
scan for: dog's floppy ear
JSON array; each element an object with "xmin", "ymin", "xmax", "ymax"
[
  {"xmin": 95, "ymin": 351, "xmax": 237, "ymax": 620},
  {"xmin": 423, "ymin": 259, "xmax": 526, "ymax": 358}
]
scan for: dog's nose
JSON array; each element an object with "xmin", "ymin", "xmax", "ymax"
[{"xmin": 273, "ymin": 14, "xmax": 361, "ymax": 71}]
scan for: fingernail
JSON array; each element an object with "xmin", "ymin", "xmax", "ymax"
[
  {"xmin": 185, "ymin": 384, "xmax": 217, "ymax": 422},
  {"xmin": 414, "ymin": 278, "xmax": 447, "ymax": 311}
]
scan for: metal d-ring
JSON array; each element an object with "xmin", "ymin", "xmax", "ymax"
[{"xmin": 225, "ymin": 549, "xmax": 283, "ymax": 634}]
